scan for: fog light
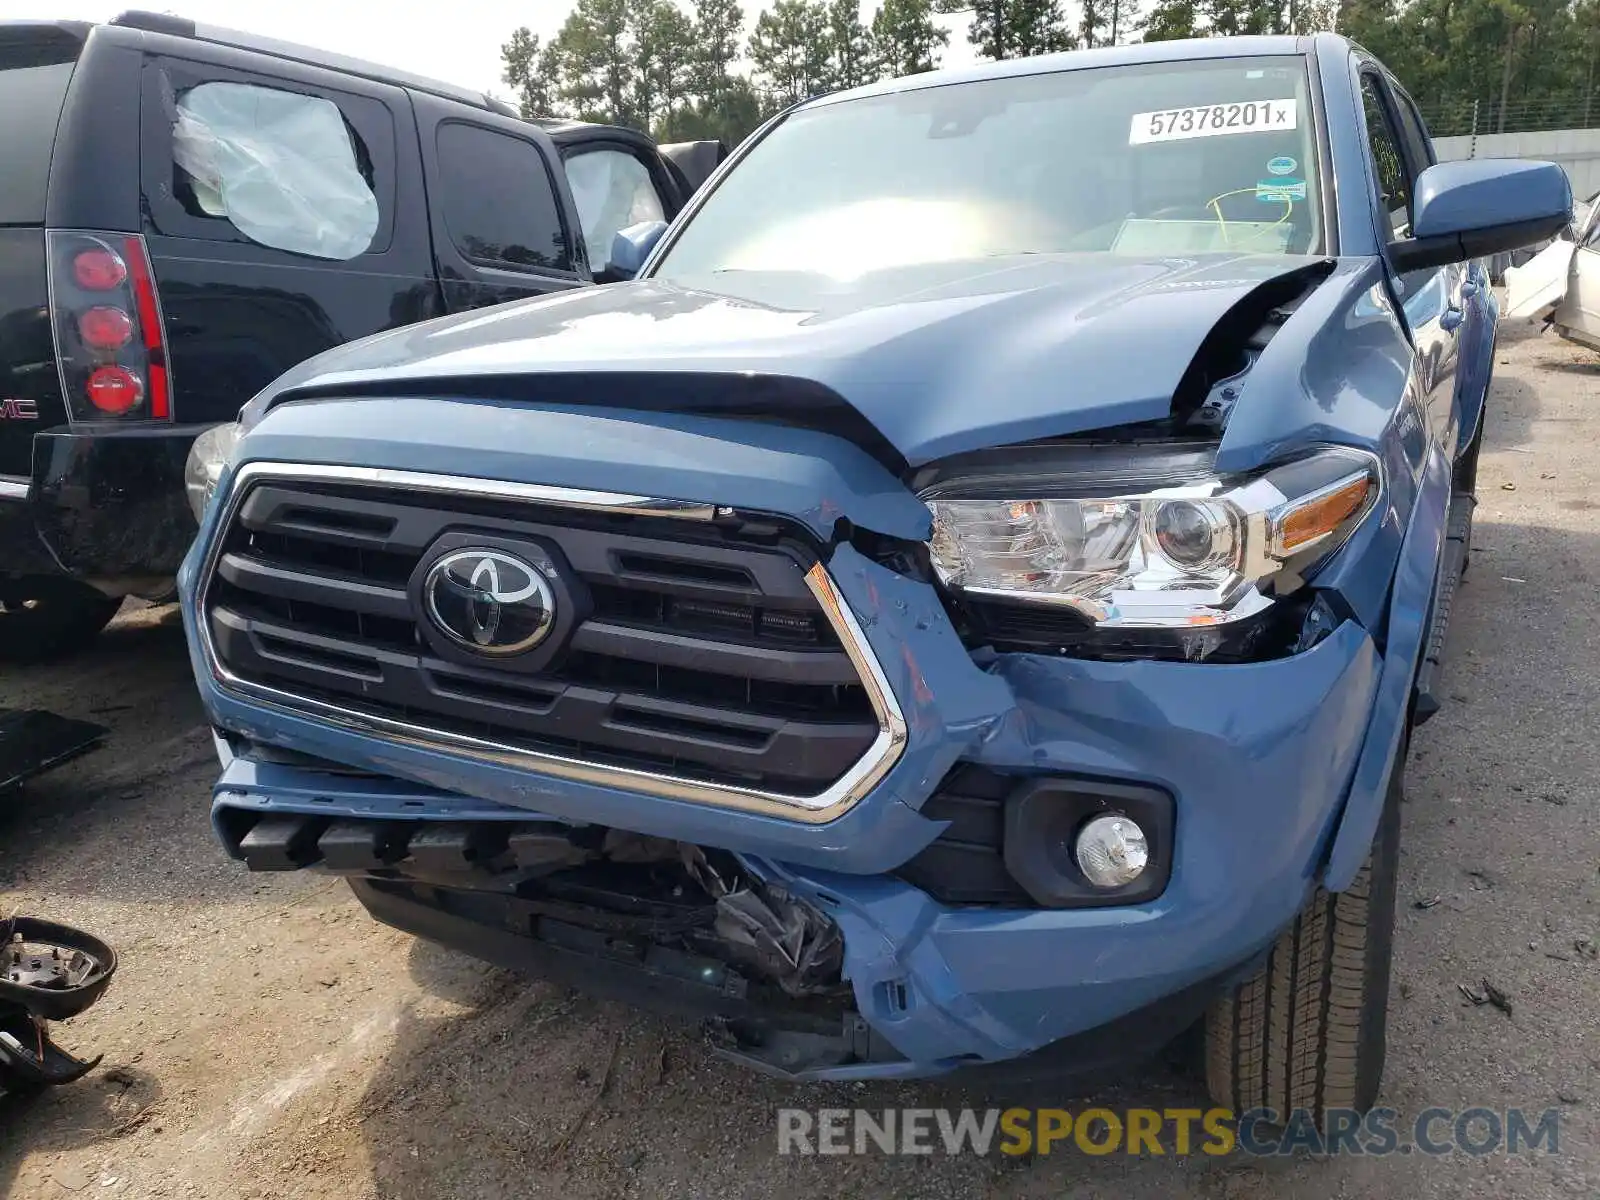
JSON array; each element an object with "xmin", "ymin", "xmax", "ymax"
[{"xmin": 1074, "ymin": 814, "xmax": 1149, "ymax": 888}]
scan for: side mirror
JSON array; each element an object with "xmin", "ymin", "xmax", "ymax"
[
  {"xmin": 606, "ymin": 220, "xmax": 669, "ymax": 281},
  {"xmin": 1391, "ymin": 159, "xmax": 1572, "ymax": 272}
]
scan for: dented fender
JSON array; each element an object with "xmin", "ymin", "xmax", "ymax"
[
  {"xmin": 1215, "ymin": 259, "xmax": 1412, "ymax": 474},
  {"xmin": 744, "ymin": 620, "xmax": 1383, "ymax": 1069},
  {"xmin": 1322, "ymin": 444, "xmax": 1451, "ymax": 891}
]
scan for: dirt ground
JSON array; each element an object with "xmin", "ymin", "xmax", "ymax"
[{"xmin": 2, "ymin": 322, "xmax": 1598, "ymax": 1199}]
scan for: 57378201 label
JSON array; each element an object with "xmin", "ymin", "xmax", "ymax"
[{"xmin": 1129, "ymin": 99, "xmax": 1297, "ymax": 144}]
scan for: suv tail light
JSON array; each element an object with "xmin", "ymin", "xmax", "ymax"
[{"xmin": 47, "ymin": 232, "xmax": 173, "ymax": 422}]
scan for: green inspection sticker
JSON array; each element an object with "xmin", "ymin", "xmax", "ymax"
[{"xmin": 1256, "ymin": 178, "xmax": 1307, "ymax": 202}]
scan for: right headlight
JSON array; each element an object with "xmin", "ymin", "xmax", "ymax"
[
  {"xmin": 184, "ymin": 421, "xmax": 242, "ymax": 524},
  {"xmin": 919, "ymin": 442, "xmax": 1379, "ymax": 630}
]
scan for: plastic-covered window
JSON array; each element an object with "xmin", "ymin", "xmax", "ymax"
[
  {"xmin": 564, "ymin": 149, "xmax": 667, "ymax": 271},
  {"xmin": 172, "ymin": 81, "xmax": 380, "ymax": 260}
]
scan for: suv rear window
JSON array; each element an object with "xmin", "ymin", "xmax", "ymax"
[
  {"xmin": 0, "ymin": 31, "xmax": 80, "ymax": 225},
  {"xmin": 435, "ymin": 123, "xmax": 573, "ymax": 273}
]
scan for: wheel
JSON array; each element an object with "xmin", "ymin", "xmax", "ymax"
[
  {"xmin": 1204, "ymin": 745, "xmax": 1404, "ymax": 1121},
  {"xmin": 0, "ymin": 579, "xmax": 124, "ymax": 662}
]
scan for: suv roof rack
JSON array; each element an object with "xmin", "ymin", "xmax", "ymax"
[{"xmin": 109, "ymin": 10, "xmax": 520, "ymax": 119}]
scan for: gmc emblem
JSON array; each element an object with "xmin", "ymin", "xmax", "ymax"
[{"xmin": 0, "ymin": 399, "xmax": 38, "ymax": 420}]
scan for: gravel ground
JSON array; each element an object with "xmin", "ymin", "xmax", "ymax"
[{"xmin": 1, "ymin": 322, "xmax": 1597, "ymax": 1198}]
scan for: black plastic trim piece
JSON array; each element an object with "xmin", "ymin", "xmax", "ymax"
[
  {"xmin": 897, "ymin": 766, "xmax": 1175, "ymax": 909},
  {"xmin": 1412, "ymin": 490, "xmax": 1473, "ymax": 725},
  {"xmin": 1003, "ymin": 777, "xmax": 1175, "ymax": 908}
]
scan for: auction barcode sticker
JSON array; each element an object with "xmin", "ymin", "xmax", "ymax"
[{"xmin": 1129, "ymin": 99, "xmax": 1297, "ymax": 144}]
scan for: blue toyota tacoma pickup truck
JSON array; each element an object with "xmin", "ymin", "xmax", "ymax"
[{"xmin": 178, "ymin": 35, "xmax": 1569, "ymax": 1117}]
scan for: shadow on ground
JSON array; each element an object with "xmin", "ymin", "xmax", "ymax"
[
  {"xmin": 0, "ymin": 1065, "xmax": 165, "ymax": 1196},
  {"xmin": 349, "ymin": 946, "xmax": 1270, "ymax": 1200},
  {"xmin": 0, "ymin": 605, "xmax": 238, "ymax": 906}
]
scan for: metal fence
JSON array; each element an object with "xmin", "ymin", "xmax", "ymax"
[{"xmin": 1420, "ymin": 95, "xmax": 1600, "ymax": 137}]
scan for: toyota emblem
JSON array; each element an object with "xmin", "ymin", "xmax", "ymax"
[{"xmin": 422, "ymin": 548, "xmax": 556, "ymax": 656}]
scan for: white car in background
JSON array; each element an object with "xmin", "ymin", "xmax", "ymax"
[{"xmin": 1504, "ymin": 188, "xmax": 1600, "ymax": 345}]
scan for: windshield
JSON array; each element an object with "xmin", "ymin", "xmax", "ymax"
[{"xmin": 653, "ymin": 56, "xmax": 1322, "ymax": 282}]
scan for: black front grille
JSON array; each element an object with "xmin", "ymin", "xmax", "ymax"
[
  {"xmin": 895, "ymin": 766, "xmax": 1032, "ymax": 906},
  {"xmin": 203, "ymin": 478, "xmax": 881, "ymax": 795}
]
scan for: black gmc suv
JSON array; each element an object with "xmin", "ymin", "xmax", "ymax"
[{"xmin": 0, "ymin": 12, "xmax": 720, "ymax": 658}]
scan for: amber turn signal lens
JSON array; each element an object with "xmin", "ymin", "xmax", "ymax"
[{"xmin": 1276, "ymin": 475, "xmax": 1372, "ymax": 554}]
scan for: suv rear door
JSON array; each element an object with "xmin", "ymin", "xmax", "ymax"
[
  {"xmin": 0, "ymin": 22, "xmax": 87, "ymax": 482},
  {"xmin": 410, "ymin": 94, "xmax": 591, "ymax": 311}
]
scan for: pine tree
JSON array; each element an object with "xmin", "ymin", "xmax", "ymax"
[
  {"xmin": 945, "ymin": 0, "xmax": 1074, "ymax": 59},
  {"xmin": 872, "ymin": 0, "xmax": 949, "ymax": 76},
  {"xmin": 825, "ymin": 0, "xmax": 878, "ymax": 88},
  {"xmin": 500, "ymin": 27, "xmax": 560, "ymax": 118},
  {"xmin": 1109, "ymin": 0, "xmax": 1142, "ymax": 42},
  {"xmin": 693, "ymin": 0, "xmax": 746, "ymax": 110},
  {"xmin": 1081, "ymin": 0, "xmax": 1109, "ymax": 47},
  {"xmin": 1140, "ymin": 0, "xmax": 1202, "ymax": 40},
  {"xmin": 550, "ymin": 0, "xmax": 634, "ymax": 123},
  {"xmin": 631, "ymin": 0, "xmax": 696, "ymax": 132},
  {"xmin": 749, "ymin": 0, "xmax": 833, "ymax": 107}
]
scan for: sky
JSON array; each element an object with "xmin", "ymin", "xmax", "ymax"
[{"xmin": 31, "ymin": 1, "xmax": 982, "ymax": 99}]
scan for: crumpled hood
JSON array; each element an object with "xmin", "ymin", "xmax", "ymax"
[{"xmin": 257, "ymin": 252, "xmax": 1328, "ymax": 465}]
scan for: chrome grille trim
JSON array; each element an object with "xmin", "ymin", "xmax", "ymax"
[{"xmin": 196, "ymin": 461, "xmax": 908, "ymax": 823}]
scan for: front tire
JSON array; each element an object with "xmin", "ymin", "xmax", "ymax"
[
  {"xmin": 0, "ymin": 579, "xmax": 124, "ymax": 662},
  {"xmin": 1204, "ymin": 748, "xmax": 1404, "ymax": 1121}
]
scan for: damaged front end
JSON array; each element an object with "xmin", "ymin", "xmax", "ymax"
[
  {"xmin": 222, "ymin": 807, "xmax": 900, "ymax": 1074},
  {"xmin": 182, "ymin": 247, "xmax": 1436, "ymax": 1079}
]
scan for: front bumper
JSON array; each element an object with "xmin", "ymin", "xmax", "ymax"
[
  {"xmin": 1, "ymin": 423, "xmax": 208, "ymax": 586},
  {"xmin": 199, "ymin": 595, "xmax": 1381, "ymax": 1078},
  {"xmin": 181, "ymin": 399, "xmax": 1398, "ymax": 1079}
]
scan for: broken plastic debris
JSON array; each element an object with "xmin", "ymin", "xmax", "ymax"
[
  {"xmin": 1459, "ymin": 978, "xmax": 1513, "ymax": 1016},
  {"xmin": 1482, "ymin": 979, "xmax": 1513, "ymax": 1015}
]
